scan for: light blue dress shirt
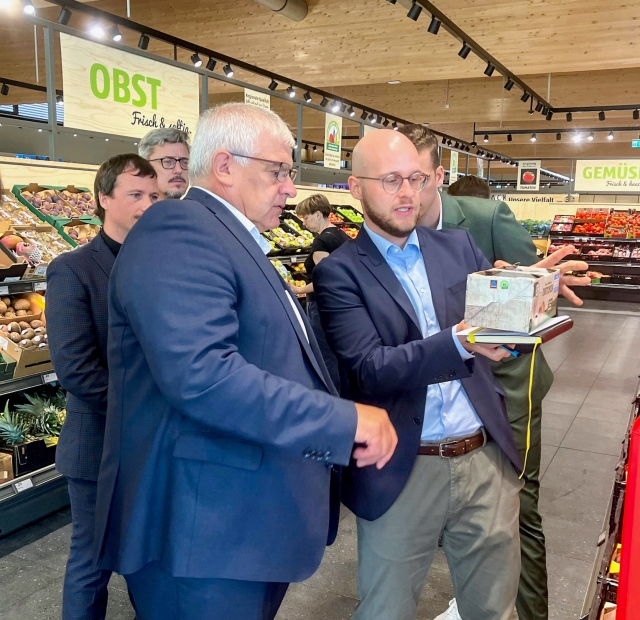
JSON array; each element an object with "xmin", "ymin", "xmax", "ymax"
[{"xmin": 363, "ymin": 223, "xmax": 483, "ymax": 441}]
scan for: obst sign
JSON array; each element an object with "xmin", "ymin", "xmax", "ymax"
[{"xmin": 89, "ymin": 64, "xmax": 161, "ymax": 109}]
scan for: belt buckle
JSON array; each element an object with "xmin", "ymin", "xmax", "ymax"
[{"xmin": 438, "ymin": 441, "xmax": 456, "ymax": 458}]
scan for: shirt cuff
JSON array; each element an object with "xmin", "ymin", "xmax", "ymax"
[{"xmin": 451, "ymin": 325, "xmax": 474, "ymax": 360}]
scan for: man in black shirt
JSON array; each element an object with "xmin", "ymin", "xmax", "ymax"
[
  {"xmin": 47, "ymin": 154, "xmax": 159, "ymax": 620},
  {"xmin": 292, "ymin": 194, "xmax": 350, "ymax": 388}
]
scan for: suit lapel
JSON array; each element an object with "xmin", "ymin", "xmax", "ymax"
[
  {"xmin": 356, "ymin": 229, "xmax": 421, "ymax": 334},
  {"xmin": 417, "ymin": 228, "xmax": 448, "ymax": 328},
  {"xmin": 186, "ymin": 188, "xmax": 331, "ymax": 392},
  {"xmin": 90, "ymin": 233, "xmax": 116, "ymax": 278},
  {"xmin": 440, "ymin": 192, "xmax": 468, "ymax": 231}
]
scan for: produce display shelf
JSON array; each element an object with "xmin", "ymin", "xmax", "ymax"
[
  {"xmin": 0, "ymin": 370, "xmax": 58, "ymax": 398},
  {"xmin": 0, "ymin": 279, "xmax": 47, "ymax": 295},
  {"xmin": 0, "ymin": 464, "xmax": 68, "ymax": 538},
  {"xmin": 269, "ymin": 254, "xmax": 309, "ymax": 265}
]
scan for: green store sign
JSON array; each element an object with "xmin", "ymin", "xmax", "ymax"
[{"xmin": 575, "ymin": 160, "xmax": 640, "ymax": 192}]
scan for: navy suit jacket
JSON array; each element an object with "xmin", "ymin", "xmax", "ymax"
[
  {"xmin": 47, "ymin": 233, "xmax": 114, "ymax": 481},
  {"xmin": 313, "ymin": 226, "xmax": 522, "ymax": 521},
  {"xmin": 94, "ymin": 188, "xmax": 358, "ymax": 582}
]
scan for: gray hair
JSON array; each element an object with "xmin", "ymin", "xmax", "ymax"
[
  {"xmin": 189, "ymin": 103, "xmax": 295, "ymax": 184},
  {"xmin": 138, "ymin": 128, "xmax": 191, "ymax": 160}
]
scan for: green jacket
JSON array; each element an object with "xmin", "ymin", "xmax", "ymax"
[{"xmin": 440, "ymin": 192, "xmax": 554, "ymax": 428}]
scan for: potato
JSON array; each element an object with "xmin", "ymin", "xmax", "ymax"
[
  {"xmin": 19, "ymin": 339, "xmax": 31, "ymax": 348},
  {"xmin": 0, "ymin": 302, "xmax": 7, "ymax": 314},
  {"xmin": 20, "ymin": 328, "xmax": 35, "ymax": 340},
  {"xmin": 5, "ymin": 313, "xmax": 16, "ymax": 319},
  {"xmin": 30, "ymin": 320, "xmax": 44, "ymax": 329},
  {"xmin": 9, "ymin": 333, "xmax": 21, "ymax": 343},
  {"xmin": 34, "ymin": 327, "xmax": 46, "ymax": 335},
  {"xmin": 8, "ymin": 322, "xmax": 20, "ymax": 333},
  {"xmin": 0, "ymin": 325, "xmax": 7, "ymax": 332},
  {"xmin": 1, "ymin": 297, "xmax": 10, "ymax": 306},
  {"xmin": 32, "ymin": 335, "xmax": 44, "ymax": 345},
  {"xmin": 18, "ymin": 321, "xmax": 30, "ymax": 331},
  {"xmin": 6, "ymin": 307, "xmax": 14, "ymax": 314},
  {"xmin": 13, "ymin": 299, "xmax": 30, "ymax": 311},
  {"xmin": 15, "ymin": 310, "xmax": 27, "ymax": 317}
]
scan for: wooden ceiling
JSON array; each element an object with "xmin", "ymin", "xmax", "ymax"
[{"xmin": 1, "ymin": 0, "xmax": 639, "ymax": 161}]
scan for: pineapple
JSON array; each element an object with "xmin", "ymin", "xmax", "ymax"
[
  {"xmin": 0, "ymin": 401, "xmax": 30, "ymax": 446},
  {"xmin": 15, "ymin": 394, "xmax": 65, "ymax": 437}
]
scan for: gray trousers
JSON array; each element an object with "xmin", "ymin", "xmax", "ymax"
[{"xmin": 353, "ymin": 441, "xmax": 523, "ymax": 620}]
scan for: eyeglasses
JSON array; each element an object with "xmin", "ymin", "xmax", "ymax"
[
  {"xmin": 355, "ymin": 172, "xmax": 429, "ymax": 195},
  {"xmin": 230, "ymin": 153, "xmax": 298, "ymax": 183},
  {"xmin": 149, "ymin": 157, "xmax": 190, "ymax": 171}
]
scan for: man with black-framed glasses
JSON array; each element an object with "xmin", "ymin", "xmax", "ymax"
[
  {"xmin": 313, "ymin": 129, "xmax": 524, "ymax": 620},
  {"xmin": 139, "ymin": 128, "xmax": 190, "ymax": 200}
]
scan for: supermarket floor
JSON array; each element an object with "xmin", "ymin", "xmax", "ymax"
[{"xmin": 0, "ymin": 304, "xmax": 637, "ymax": 620}]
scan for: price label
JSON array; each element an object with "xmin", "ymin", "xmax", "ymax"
[
  {"xmin": 34, "ymin": 265, "xmax": 47, "ymax": 277},
  {"xmin": 15, "ymin": 478, "xmax": 34, "ymax": 493},
  {"xmin": 34, "ymin": 282, "xmax": 47, "ymax": 291},
  {"xmin": 290, "ymin": 257, "xmax": 298, "ymax": 263},
  {"xmin": 4, "ymin": 277, "xmax": 20, "ymax": 283},
  {"xmin": 42, "ymin": 372, "xmax": 58, "ymax": 384},
  {"xmin": 0, "ymin": 286, "xmax": 9, "ymax": 296},
  {"xmin": 0, "ymin": 337, "xmax": 8, "ymax": 352}
]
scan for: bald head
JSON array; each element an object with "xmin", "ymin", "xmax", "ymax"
[{"xmin": 352, "ymin": 129, "xmax": 421, "ymax": 177}]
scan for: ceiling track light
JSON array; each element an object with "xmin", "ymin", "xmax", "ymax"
[
  {"xmin": 572, "ymin": 133, "xmax": 582, "ymax": 143},
  {"xmin": 541, "ymin": 106, "xmax": 548, "ymax": 116},
  {"xmin": 458, "ymin": 43, "xmax": 472, "ymax": 59},
  {"xmin": 608, "ymin": 131, "xmax": 614, "ymax": 140},
  {"xmin": 347, "ymin": 106, "xmax": 355, "ymax": 117},
  {"xmin": 546, "ymin": 110, "xmax": 554, "ymax": 121},
  {"xmin": 376, "ymin": 114, "xmax": 383, "ymax": 124},
  {"xmin": 303, "ymin": 92, "xmax": 312, "ymax": 103},
  {"xmin": 587, "ymin": 132, "xmax": 594, "ymax": 141},
  {"xmin": 57, "ymin": 7, "xmax": 72, "ymax": 25},
  {"xmin": 312, "ymin": 145, "xmax": 317, "ymax": 152},
  {"xmin": 407, "ymin": 2, "xmax": 422, "ymax": 21},
  {"xmin": 392, "ymin": 121, "xmax": 399, "ymax": 131},
  {"xmin": 369, "ymin": 113, "xmax": 376, "ymax": 124},
  {"xmin": 383, "ymin": 119, "xmax": 390, "ymax": 128},
  {"xmin": 138, "ymin": 34, "xmax": 150, "ymax": 50},
  {"xmin": 190, "ymin": 53, "xmax": 202, "ymax": 68},
  {"xmin": 556, "ymin": 132, "xmax": 562, "ymax": 141},
  {"xmin": 21, "ymin": 0, "xmax": 35, "ymax": 15},
  {"xmin": 634, "ymin": 109, "xmax": 639, "ymax": 120},
  {"xmin": 89, "ymin": 23, "xmax": 105, "ymax": 39},
  {"xmin": 223, "ymin": 64, "xmax": 234, "ymax": 77},
  {"xmin": 109, "ymin": 24, "xmax": 122, "ymax": 42},
  {"xmin": 599, "ymin": 111, "xmax": 606, "ymax": 121},
  {"xmin": 321, "ymin": 97, "xmax": 329, "ymax": 108},
  {"xmin": 471, "ymin": 141, "xmax": 477, "ymax": 148},
  {"xmin": 331, "ymin": 100, "xmax": 341, "ymax": 113},
  {"xmin": 268, "ymin": 79, "xmax": 278, "ymax": 91},
  {"xmin": 304, "ymin": 143, "xmax": 308, "ymax": 150},
  {"xmin": 521, "ymin": 92, "xmax": 530, "ymax": 103},
  {"xmin": 483, "ymin": 134, "xmax": 489, "ymax": 143},
  {"xmin": 0, "ymin": 84, "xmax": 8, "ymax": 96},
  {"xmin": 206, "ymin": 57, "xmax": 216, "ymax": 71},
  {"xmin": 535, "ymin": 101, "xmax": 543, "ymax": 113},
  {"xmin": 504, "ymin": 78, "xmax": 514, "ymax": 91},
  {"xmin": 427, "ymin": 15, "xmax": 441, "ymax": 34},
  {"xmin": 340, "ymin": 103, "xmax": 347, "ymax": 113},
  {"xmin": 441, "ymin": 136, "xmax": 447, "ymax": 145},
  {"xmin": 56, "ymin": 95, "xmax": 63, "ymax": 105},
  {"xmin": 566, "ymin": 112, "xmax": 573, "ymax": 122},
  {"xmin": 484, "ymin": 63, "xmax": 495, "ymax": 77},
  {"xmin": 287, "ymin": 85, "xmax": 296, "ymax": 98},
  {"xmin": 507, "ymin": 134, "xmax": 512, "ymax": 142},
  {"xmin": 447, "ymin": 139, "xmax": 452, "ymax": 146},
  {"xmin": 360, "ymin": 110, "xmax": 368, "ymax": 120},
  {"xmin": 530, "ymin": 133, "xmax": 537, "ymax": 143},
  {"xmin": 454, "ymin": 142, "xmax": 460, "ymax": 149}
]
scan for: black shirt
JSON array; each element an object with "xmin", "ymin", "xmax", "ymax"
[
  {"xmin": 304, "ymin": 227, "xmax": 351, "ymax": 276},
  {"xmin": 100, "ymin": 229, "xmax": 122, "ymax": 257}
]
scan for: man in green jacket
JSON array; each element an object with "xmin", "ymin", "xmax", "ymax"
[{"xmin": 399, "ymin": 125, "xmax": 589, "ymax": 620}]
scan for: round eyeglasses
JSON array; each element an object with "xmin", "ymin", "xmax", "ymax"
[
  {"xmin": 149, "ymin": 157, "xmax": 190, "ymax": 171},
  {"xmin": 355, "ymin": 172, "xmax": 429, "ymax": 195}
]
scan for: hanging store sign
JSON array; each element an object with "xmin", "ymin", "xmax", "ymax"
[
  {"xmin": 575, "ymin": 160, "xmax": 640, "ymax": 192},
  {"xmin": 244, "ymin": 88, "xmax": 271, "ymax": 110},
  {"xmin": 60, "ymin": 34, "xmax": 200, "ymax": 140},
  {"xmin": 517, "ymin": 161, "xmax": 541, "ymax": 191},
  {"xmin": 324, "ymin": 113, "xmax": 342, "ymax": 170},
  {"xmin": 449, "ymin": 151, "xmax": 459, "ymax": 184}
]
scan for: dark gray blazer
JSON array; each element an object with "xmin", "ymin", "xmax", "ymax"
[{"xmin": 47, "ymin": 233, "xmax": 114, "ymax": 481}]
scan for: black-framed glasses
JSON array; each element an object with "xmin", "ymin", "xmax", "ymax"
[
  {"xmin": 230, "ymin": 153, "xmax": 298, "ymax": 183},
  {"xmin": 149, "ymin": 157, "xmax": 190, "ymax": 170},
  {"xmin": 356, "ymin": 172, "xmax": 429, "ymax": 195}
]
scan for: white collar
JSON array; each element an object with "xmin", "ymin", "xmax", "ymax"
[{"xmin": 436, "ymin": 190, "xmax": 443, "ymax": 231}]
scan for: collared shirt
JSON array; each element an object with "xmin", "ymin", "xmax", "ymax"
[
  {"xmin": 436, "ymin": 191, "xmax": 443, "ymax": 231},
  {"xmin": 363, "ymin": 222, "xmax": 482, "ymax": 440},
  {"xmin": 194, "ymin": 186, "xmax": 308, "ymax": 342}
]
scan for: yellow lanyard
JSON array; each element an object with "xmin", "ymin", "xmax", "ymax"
[{"xmin": 519, "ymin": 341, "xmax": 540, "ymax": 480}]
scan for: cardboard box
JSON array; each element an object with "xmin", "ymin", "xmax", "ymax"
[
  {"xmin": 464, "ymin": 267, "xmax": 560, "ymax": 333},
  {"xmin": 0, "ymin": 438, "xmax": 56, "ymax": 477},
  {"xmin": 0, "ymin": 323, "xmax": 52, "ymax": 379},
  {"xmin": 0, "ymin": 452, "xmax": 13, "ymax": 483}
]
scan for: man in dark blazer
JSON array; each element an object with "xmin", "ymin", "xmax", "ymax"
[
  {"xmin": 93, "ymin": 103, "xmax": 396, "ymax": 620},
  {"xmin": 398, "ymin": 124, "xmax": 589, "ymax": 620},
  {"xmin": 314, "ymin": 129, "xmax": 525, "ymax": 620},
  {"xmin": 47, "ymin": 154, "xmax": 159, "ymax": 620}
]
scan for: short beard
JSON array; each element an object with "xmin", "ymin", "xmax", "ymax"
[
  {"xmin": 361, "ymin": 190, "xmax": 418, "ymax": 239},
  {"xmin": 164, "ymin": 189, "xmax": 187, "ymax": 200}
]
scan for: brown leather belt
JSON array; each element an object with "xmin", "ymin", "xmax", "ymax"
[{"xmin": 417, "ymin": 429, "xmax": 486, "ymax": 458}]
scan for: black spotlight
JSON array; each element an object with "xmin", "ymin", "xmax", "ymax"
[
  {"xmin": 599, "ymin": 111, "xmax": 606, "ymax": 121},
  {"xmin": 542, "ymin": 106, "xmax": 548, "ymax": 115},
  {"xmin": 484, "ymin": 63, "xmax": 495, "ymax": 77},
  {"xmin": 206, "ymin": 57, "xmax": 216, "ymax": 71},
  {"xmin": 223, "ymin": 64, "xmax": 234, "ymax": 77},
  {"xmin": 407, "ymin": 2, "xmax": 422, "ymax": 20},
  {"xmin": 427, "ymin": 16, "xmax": 441, "ymax": 34},
  {"xmin": 320, "ymin": 97, "xmax": 329, "ymax": 107},
  {"xmin": 447, "ymin": 140, "xmax": 452, "ymax": 146},
  {"xmin": 458, "ymin": 43, "xmax": 471, "ymax": 59},
  {"xmin": 0, "ymin": 84, "xmax": 8, "ymax": 97},
  {"xmin": 190, "ymin": 53, "xmax": 202, "ymax": 68},
  {"xmin": 304, "ymin": 92, "xmax": 312, "ymax": 103},
  {"xmin": 109, "ymin": 24, "xmax": 122, "ymax": 42},
  {"xmin": 507, "ymin": 134, "xmax": 512, "ymax": 142},
  {"xmin": 483, "ymin": 134, "xmax": 489, "ymax": 143},
  {"xmin": 634, "ymin": 109, "xmax": 639, "ymax": 120},
  {"xmin": 454, "ymin": 142, "xmax": 460, "ymax": 149},
  {"xmin": 566, "ymin": 112, "xmax": 572, "ymax": 122},
  {"xmin": 471, "ymin": 141, "xmax": 477, "ymax": 148},
  {"xmin": 347, "ymin": 106, "xmax": 355, "ymax": 116},
  {"xmin": 360, "ymin": 110, "xmax": 368, "ymax": 120},
  {"xmin": 535, "ymin": 101, "xmax": 543, "ymax": 113},
  {"xmin": 286, "ymin": 86, "xmax": 296, "ymax": 98},
  {"xmin": 57, "ymin": 7, "xmax": 72, "ymax": 25},
  {"xmin": 376, "ymin": 115, "xmax": 383, "ymax": 124},
  {"xmin": 442, "ymin": 136, "xmax": 447, "ymax": 145},
  {"xmin": 138, "ymin": 34, "xmax": 150, "ymax": 50},
  {"xmin": 268, "ymin": 79, "xmax": 278, "ymax": 91},
  {"xmin": 392, "ymin": 122, "xmax": 399, "ymax": 131},
  {"xmin": 56, "ymin": 95, "xmax": 63, "ymax": 104},
  {"xmin": 556, "ymin": 132, "xmax": 562, "ymax": 140},
  {"xmin": 369, "ymin": 113, "xmax": 377, "ymax": 124},
  {"xmin": 504, "ymin": 78, "xmax": 514, "ymax": 91},
  {"xmin": 521, "ymin": 92, "xmax": 530, "ymax": 103},
  {"xmin": 546, "ymin": 110, "xmax": 554, "ymax": 121},
  {"xmin": 383, "ymin": 119, "xmax": 390, "ymax": 127}
]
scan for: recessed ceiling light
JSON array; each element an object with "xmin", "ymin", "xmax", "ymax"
[{"xmin": 387, "ymin": 80, "xmax": 402, "ymax": 85}]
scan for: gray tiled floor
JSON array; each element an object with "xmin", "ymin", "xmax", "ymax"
[{"xmin": 0, "ymin": 306, "xmax": 635, "ymax": 619}]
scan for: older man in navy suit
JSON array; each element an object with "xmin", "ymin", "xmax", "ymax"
[
  {"xmin": 313, "ymin": 130, "xmax": 524, "ymax": 620},
  {"xmin": 93, "ymin": 103, "xmax": 397, "ymax": 620},
  {"xmin": 46, "ymin": 154, "xmax": 159, "ymax": 620}
]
